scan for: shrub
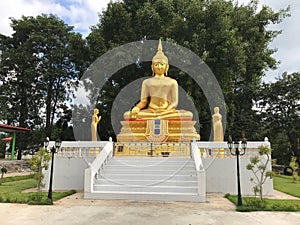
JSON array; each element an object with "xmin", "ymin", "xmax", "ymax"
[
  {"xmin": 288, "ymin": 156, "xmax": 299, "ymax": 182},
  {"xmin": 30, "ymin": 147, "xmax": 51, "ymax": 190},
  {"xmin": 246, "ymin": 145, "xmax": 274, "ymax": 200},
  {"xmin": 0, "ymin": 167, "xmax": 8, "ymax": 185}
]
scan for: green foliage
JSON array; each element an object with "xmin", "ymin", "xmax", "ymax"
[
  {"xmin": 86, "ymin": 0, "xmax": 289, "ymax": 140},
  {"xmin": 0, "ymin": 14, "xmax": 87, "ymax": 148},
  {"xmin": 0, "ymin": 0, "xmax": 293, "ymax": 145},
  {"xmin": 30, "ymin": 147, "xmax": 51, "ymax": 190},
  {"xmin": 1, "ymin": 167, "xmax": 7, "ymax": 173},
  {"xmin": 0, "ymin": 175, "xmax": 76, "ymax": 204},
  {"xmin": 0, "ymin": 167, "xmax": 8, "ymax": 185},
  {"xmin": 28, "ymin": 190, "xmax": 76, "ymax": 205},
  {"xmin": 225, "ymin": 194, "xmax": 300, "ymax": 212},
  {"xmin": 0, "ymin": 139, "xmax": 6, "ymax": 158},
  {"xmin": 257, "ymin": 72, "xmax": 300, "ymax": 165},
  {"xmin": 288, "ymin": 156, "xmax": 299, "ymax": 182},
  {"xmin": 247, "ymin": 145, "xmax": 273, "ymax": 200}
]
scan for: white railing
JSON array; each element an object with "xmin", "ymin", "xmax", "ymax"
[
  {"xmin": 47, "ymin": 141, "xmax": 110, "ymax": 158},
  {"xmin": 191, "ymin": 139, "xmax": 206, "ymax": 199},
  {"xmin": 196, "ymin": 140, "xmax": 270, "ymax": 158},
  {"xmin": 84, "ymin": 141, "xmax": 114, "ymax": 194},
  {"xmin": 90, "ymin": 141, "xmax": 113, "ymax": 180},
  {"xmin": 47, "ymin": 139, "xmax": 270, "ymax": 159},
  {"xmin": 191, "ymin": 140, "xmax": 204, "ymax": 171},
  {"xmin": 114, "ymin": 142, "xmax": 190, "ymax": 157}
]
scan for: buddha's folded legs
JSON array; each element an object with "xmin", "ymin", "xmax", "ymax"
[{"xmin": 123, "ymin": 109, "xmax": 193, "ymax": 120}]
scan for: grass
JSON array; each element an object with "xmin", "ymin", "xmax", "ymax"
[
  {"xmin": 225, "ymin": 175, "xmax": 300, "ymax": 212},
  {"xmin": 2, "ymin": 174, "xmax": 35, "ymax": 182},
  {"xmin": 273, "ymin": 175, "xmax": 300, "ymax": 198},
  {"xmin": 225, "ymin": 194, "xmax": 300, "ymax": 212},
  {"xmin": 0, "ymin": 174, "xmax": 76, "ymax": 205}
]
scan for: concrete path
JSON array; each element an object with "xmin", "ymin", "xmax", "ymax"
[{"xmin": 1, "ymin": 192, "xmax": 300, "ymax": 225}]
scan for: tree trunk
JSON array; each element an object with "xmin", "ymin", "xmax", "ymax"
[
  {"xmin": 259, "ymin": 186, "xmax": 263, "ymax": 201},
  {"xmin": 0, "ymin": 173, "xmax": 3, "ymax": 184},
  {"xmin": 45, "ymin": 81, "xmax": 54, "ymax": 138}
]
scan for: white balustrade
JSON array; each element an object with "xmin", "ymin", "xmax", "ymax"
[
  {"xmin": 47, "ymin": 141, "xmax": 110, "ymax": 158},
  {"xmin": 46, "ymin": 139, "xmax": 270, "ymax": 159}
]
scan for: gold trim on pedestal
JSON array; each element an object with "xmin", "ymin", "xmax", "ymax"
[
  {"xmin": 145, "ymin": 120, "xmax": 169, "ymax": 142},
  {"xmin": 117, "ymin": 118, "xmax": 200, "ymax": 143}
]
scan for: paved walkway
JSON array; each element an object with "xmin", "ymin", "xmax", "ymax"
[
  {"xmin": 2, "ymin": 172, "xmax": 300, "ymax": 225},
  {"xmin": 1, "ymin": 192, "xmax": 300, "ymax": 225}
]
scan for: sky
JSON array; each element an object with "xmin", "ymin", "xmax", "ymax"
[{"xmin": 0, "ymin": 0, "xmax": 299, "ymax": 83}]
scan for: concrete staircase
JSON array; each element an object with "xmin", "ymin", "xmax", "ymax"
[{"xmin": 87, "ymin": 157, "xmax": 204, "ymax": 202}]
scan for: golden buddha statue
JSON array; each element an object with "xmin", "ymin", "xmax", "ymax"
[
  {"xmin": 212, "ymin": 107, "xmax": 223, "ymax": 142},
  {"xmin": 124, "ymin": 40, "xmax": 193, "ymax": 120},
  {"xmin": 91, "ymin": 108, "xmax": 101, "ymax": 141},
  {"xmin": 117, "ymin": 40, "xmax": 200, "ymax": 143}
]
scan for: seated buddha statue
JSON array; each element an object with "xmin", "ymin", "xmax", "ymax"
[{"xmin": 124, "ymin": 40, "xmax": 193, "ymax": 120}]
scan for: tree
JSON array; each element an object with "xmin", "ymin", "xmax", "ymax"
[
  {"xmin": 30, "ymin": 147, "xmax": 51, "ymax": 190},
  {"xmin": 0, "ymin": 167, "xmax": 7, "ymax": 185},
  {"xmin": 256, "ymin": 72, "xmax": 300, "ymax": 164},
  {"xmin": 0, "ymin": 14, "xmax": 87, "ymax": 156},
  {"xmin": 288, "ymin": 156, "xmax": 299, "ymax": 183},
  {"xmin": 247, "ymin": 145, "xmax": 273, "ymax": 200},
  {"xmin": 86, "ymin": 0, "xmax": 289, "ymax": 140}
]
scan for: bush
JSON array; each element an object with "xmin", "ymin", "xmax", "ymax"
[
  {"xmin": 0, "ymin": 167, "xmax": 8, "ymax": 184},
  {"xmin": 246, "ymin": 145, "xmax": 273, "ymax": 200},
  {"xmin": 30, "ymin": 147, "xmax": 51, "ymax": 190}
]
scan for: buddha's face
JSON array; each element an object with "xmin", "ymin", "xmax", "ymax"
[{"xmin": 152, "ymin": 60, "xmax": 168, "ymax": 76}]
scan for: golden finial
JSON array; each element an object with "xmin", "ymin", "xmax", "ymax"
[
  {"xmin": 152, "ymin": 39, "xmax": 168, "ymax": 64},
  {"xmin": 158, "ymin": 39, "xmax": 163, "ymax": 52}
]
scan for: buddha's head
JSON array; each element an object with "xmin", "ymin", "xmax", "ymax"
[
  {"xmin": 151, "ymin": 39, "xmax": 169, "ymax": 76},
  {"xmin": 214, "ymin": 107, "xmax": 219, "ymax": 114},
  {"xmin": 94, "ymin": 108, "xmax": 99, "ymax": 114}
]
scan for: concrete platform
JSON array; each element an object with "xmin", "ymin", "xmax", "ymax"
[{"xmin": 1, "ymin": 192, "xmax": 300, "ymax": 225}]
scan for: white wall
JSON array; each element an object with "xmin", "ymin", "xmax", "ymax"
[
  {"xmin": 43, "ymin": 157, "xmax": 94, "ymax": 191},
  {"xmin": 203, "ymin": 157, "xmax": 273, "ymax": 196},
  {"xmin": 42, "ymin": 140, "xmax": 274, "ymax": 196},
  {"xmin": 43, "ymin": 156, "xmax": 273, "ymax": 196}
]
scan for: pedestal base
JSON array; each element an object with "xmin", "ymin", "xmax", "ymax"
[{"xmin": 117, "ymin": 119, "xmax": 200, "ymax": 142}]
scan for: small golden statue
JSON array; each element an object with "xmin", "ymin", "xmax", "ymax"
[
  {"xmin": 212, "ymin": 107, "xmax": 223, "ymax": 142},
  {"xmin": 117, "ymin": 40, "xmax": 200, "ymax": 142},
  {"xmin": 91, "ymin": 108, "xmax": 101, "ymax": 141}
]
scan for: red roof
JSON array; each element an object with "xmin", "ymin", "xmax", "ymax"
[
  {"xmin": 0, "ymin": 124, "xmax": 30, "ymax": 133},
  {"xmin": 1, "ymin": 137, "xmax": 12, "ymax": 141}
]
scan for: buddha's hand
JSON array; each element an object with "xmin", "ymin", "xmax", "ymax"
[
  {"xmin": 166, "ymin": 105, "xmax": 175, "ymax": 111},
  {"xmin": 131, "ymin": 107, "xmax": 140, "ymax": 119}
]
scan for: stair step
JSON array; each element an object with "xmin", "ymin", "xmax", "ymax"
[
  {"xmin": 84, "ymin": 191, "xmax": 204, "ymax": 202},
  {"xmin": 98, "ymin": 174, "xmax": 197, "ymax": 181},
  {"xmin": 109, "ymin": 158, "xmax": 194, "ymax": 165},
  {"xmin": 103, "ymin": 164, "xmax": 195, "ymax": 169},
  {"xmin": 107, "ymin": 157, "xmax": 192, "ymax": 161},
  {"xmin": 88, "ymin": 156, "xmax": 204, "ymax": 202},
  {"xmin": 100, "ymin": 169, "xmax": 196, "ymax": 175},
  {"xmin": 95, "ymin": 179, "xmax": 197, "ymax": 186},
  {"xmin": 93, "ymin": 184, "xmax": 198, "ymax": 193}
]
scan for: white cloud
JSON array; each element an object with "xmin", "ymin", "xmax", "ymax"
[
  {"xmin": 0, "ymin": 0, "xmax": 111, "ymax": 36},
  {"xmin": 236, "ymin": 0, "xmax": 300, "ymax": 82}
]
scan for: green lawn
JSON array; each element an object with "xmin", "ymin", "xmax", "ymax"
[
  {"xmin": 226, "ymin": 194, "xmax": 300, "ymax": 212},
  {"xmin": 0, "ymin": 175, "xmax": 76, "ymax": 205},
  {"xmin": 226, "ymin": 175, "xmax": 300, "ymax": 212},
  {"xmin": 273, "ymin": 175, "xmax": 300, "ymax": 198}
]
